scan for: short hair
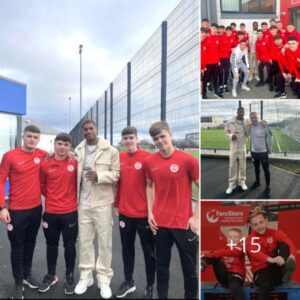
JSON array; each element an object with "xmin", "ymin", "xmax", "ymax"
[
  {"xmin": 230, "ymin": 22, "xmax": 236, "ymax": 27},
  {"xmin": 253, "ymin": 21, "xmax": 258, "ymax": 25},
  {"xmin": 211, "ymin": 23, "xmax": 218, "ymax": 28},
  {"xmin": 121, "ymin": 126, "xmax": 137, "ymax": 136},
  {"xmin": 237, "ymin": 106, "xmax": 244, "ymax": 111},
  {"xmin": 24, "ymin": 125, "xmax": 40, "ymax": 134},
  {"xmin": 270, "ymin": 18, "xmax": 276, "ymax": 22},
  {"xmin": 201, "ymin": 27, "xmax": 208, "ymax": 33},
  {"xmin": 239, "ymin": 39, "xmax": 247, "ymax": 44},
  {"xmin": 257, "ymin": 29, "xmax": 263, "ymax": 33},
  {"xmin": 238, "ymin": 31, "xmax": 245, "ymax": 36},
  {"xmin": 250, "ymin": 111, "xmax": 257, "ymax": 117},
  {"xmin": 276, "ymin": 20, "xmax": 282, "ymax": 24},
  {"xmin": 54, "ymin": 132, "xmax": 72, "ymax": 144},
  {"xmin": 274, "ymin": 34, "xmax": 283, "ymax": 40},
  {"xmin": 81, "ymin": 119, "xmax": 96, "ymax": 129},
  {"xmin": 202, "ymin": 18, "xmax": 209, "ymax": 23},
  {"xmin": 226, "ymin": 26, "xmax": 233, "ymax": 31},
  {"xmin": 219, "ymin": 25, "xmax": 225, "ymax": 29},
  {"xmin": 261, "ymin": 22, "xmax": 268, "ymax": 26},
  {"xmin": 240, "ymin": 23, "xmax": 245, "ymax": 27},
  {"xmin": 287, "ymin": 21, "xmax": 294, "ymax": 26},
  {"xmin": 270, "ymin": 25, "xmax": 277, "ymax": 30},
  {"xmin": 288, "ymin": 36, "xmax": 298, "ymax": 42},
  {"xmin": 228, "ymin": 228, "xmax": 243, "ymax": 235},
  {"xmin": 248, "ymin": 207, "xmax": 267, "ymax": 223},
  {"xmin": 149, "ymin": 121, "xmax": 171, "ymax": 138}
]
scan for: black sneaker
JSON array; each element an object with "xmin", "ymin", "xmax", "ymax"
[
  {"xmin": 255, "ymin": 82, "xmax": 264, "ymax": 87},
  {"xmin": 265, "ymin": 186, "xmax": 271, "ymax": 198},
  {"xmin": 274, "ymin": 92, "xmax": 287, "ymax": 99},
  {"xmin": 65, "ymin": 273, "xmax": 75, "ymax": 295},
  {"xmin": 144, "ymin": 285, "xmax": 153, "ymax": 299},
  {"xmin": 251, "ymin": 181, "xmax": 261, "ymax": 190},
  {"xmin": 11, "ymin": 284, "xmax": 24, "ymax": 300},
  {"xmin": 38, "ymin": 274, "xmax": 58, "ymax": 293},
  {"xmin": 223, "ymin": 86, "xmax": 229, "ymax": 93},
  {"xmin": 282, "ymin": 257, "xmax": 297, "ymax": 283},
  {"xmin": 213, "ymin": 93, "xmax": 223, "ymax": 99},
  {"xmin": 202, "ymin": 94, "xmax": 208, "ymax": 99},
  {"xmin": 23, "ymin": 273, "xmax": 39, "ymax": 289},
  {"xmin": 115, "ymin": 280, "xmax": 136, "ymax": 298}
]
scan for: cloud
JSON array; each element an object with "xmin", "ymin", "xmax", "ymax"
[{"xmin": 0, "ymin": 0, "xmax": 182, "ymax": 131}]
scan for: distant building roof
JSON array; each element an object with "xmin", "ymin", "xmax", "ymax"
[{"xmin": 22, "ymin": 118, "xmax": 59, "ymax": 135}]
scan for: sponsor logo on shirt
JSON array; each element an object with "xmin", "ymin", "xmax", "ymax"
[
  {"xmin": 48, "ymin": 169, "xmax": 56, "ymax": 173},
  {"xmin": 17, "ymin": 161, "xmax": 25, "ymax": 165},
  {"xmin": 170, "ymin": 164, "xmax": 179, "ymax": 173},
  {"xmin": 267, "ymin": 237, "xmax": 273, "ymax": 243},
  {"xmin": 134, "ymin": 162, "xmax": 142, "ymax": 169},
  {"xmin": 34, "ymin": 157, "xmax": 41, "ymax": 164},
  {"xmin": 68, "ymin": 165, "xmax": 75, "ymax": 172}
]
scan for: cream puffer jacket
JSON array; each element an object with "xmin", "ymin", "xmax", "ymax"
[{"xmin": 75, "ymin": 138, "xmax": 120, "ymax": 207}]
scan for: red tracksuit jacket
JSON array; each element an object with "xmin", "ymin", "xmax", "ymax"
[
  {"xmin": 246, "ymin": 228, "xmax": 297, "ymax": 274},
  {"xmin": 204, "ymin": 34, "xmax": 220, "ymax": 65},
  {"xmin": 256, "ymin": 37, "xmax": 271, "ymax": 62},
  {"xmin": 219, "ymin": 35, "xmax": 236, "ymax": 59},
  {"xmin": 204, "ymin": 244, "xmax": 246, "ymax": 278}
]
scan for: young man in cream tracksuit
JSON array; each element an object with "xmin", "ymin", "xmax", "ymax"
[
  {"xmin": 74, "ymin": 119, "xmax": 120, "ymax": 299},
  {"xmin": 225, "ymin": 107, "xmax": 251, "ymax": 195}
]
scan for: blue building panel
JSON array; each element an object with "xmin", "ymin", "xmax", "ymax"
[{"xmin": 0, "ymin": 77, "xmax": 26, "ymax": 115}]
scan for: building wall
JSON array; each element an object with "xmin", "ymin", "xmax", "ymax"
[
  {"xmin": 0, "ymin": 76, "xmax": 26, "ymax": 160},
  {"xmin": 201, "ymin": 0, "xmax": 280, "ymax": 29},
  {"xmin": 280, "ymin": 0, "xmax": 300, "ymax": 28},
  {"xmin": 70, "ymin": 0, "xmax": 199, "ymax": 147}
]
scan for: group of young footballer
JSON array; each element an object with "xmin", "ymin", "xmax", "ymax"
[{"xmin": 201, "ymin": 18, "xmax": 300, "ymax": 99}]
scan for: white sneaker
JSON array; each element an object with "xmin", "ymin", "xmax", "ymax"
[
  {"xmin": 241, "ymin": 84, "xmax": 251, "ymax": 91},
  {"xmin": 232, "ymin": 89, "xmax": 237, "ymax": 98},
  {"xmin": 226, "ymin": 185, "xmax": 236, "ymax": 194},
  {"xmin": 240, "ymin": 183, "xmax": 248, "ymax": 191},
  {"xmin": 255, "ymin": 75, "xmax": 260, "ymax": 81},
  {"xmin": 248, "ymin": 75, "xmax": 253, "ymax": 81},
  {"xmin": 99, "ymin": 282, "xmax": 112, "ymax": 299},
  {"xmin": 74, "ymin": 276, "xmax": 94, "ymax": 295}
]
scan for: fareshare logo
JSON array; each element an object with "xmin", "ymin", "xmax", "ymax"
[
  {"xmin": 206, "ymin": 209, "xmax": 244, "ymax": 224},
  {"xmin": 206, "ymin": 209, "xmax": 219, "ymax": 224}
]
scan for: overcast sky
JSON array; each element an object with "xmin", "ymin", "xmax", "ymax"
[{"xmin": 0, "ymin": 0, "xmax": 181, "ymax": 131}]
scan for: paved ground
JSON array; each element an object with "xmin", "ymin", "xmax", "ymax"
[
  {"xmin": 201, "ymin": 156, "xmax": 300, "ymax": 199},
  {"xmin": 0, "ymin": 213, "xmax": 197, "ymax": 299},
  {"xmin": 203, "ymin": 78, "xmax": 297, "ymax": 99}
]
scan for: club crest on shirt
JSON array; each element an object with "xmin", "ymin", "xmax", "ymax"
[
  {"xmin": 7, "ymin": 224, "xmax": 13, "ymax": 231},
  {"xmin": 68, "ymin": 165, "xmax": 75, "ymax": 172},
  {"xmin": 267, "ymin": 237, "xmax": 273, "ymax": 243},
  {"xmin": 170, "ymin": 164, "xmax": 179, "ymax": 173},
  {"xmin": 43, "ymin": 221, "xmax": 49, "ymax": 229},
  {"xmin": 34, "ymin": 157, "xmax": 41, "ymax": 164},
  {"xmin": 134, "ymin": 162, "xmax": 142, "ymax": 170}
]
